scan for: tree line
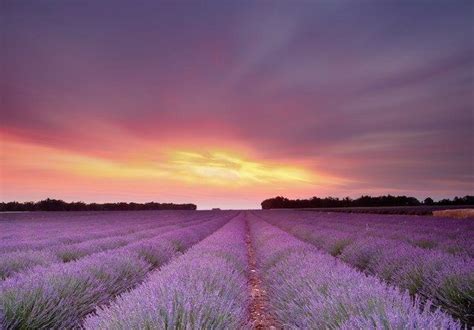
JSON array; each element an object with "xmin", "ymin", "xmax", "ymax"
[
  {"xmin": 0, "ymin": 198, "xmax": 197, "ymax": 212},
  {"xmin": 261, "ymin": 195, "xmax": 474, "ymax": 209}
]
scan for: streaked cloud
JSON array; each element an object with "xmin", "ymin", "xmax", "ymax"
[{"xmin": 1, "ymin": 0, "xmax": 473, "ymax": 208}]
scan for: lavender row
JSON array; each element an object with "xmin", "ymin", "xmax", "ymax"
[
  {"xmin": 0, "ymin": 211, "xmax": 203, "ymax": 253},
  {"xmin": 0, "ymin": 214, "xmax": 232, "ymax": 329},
  {"xmin": 0, "ymin": 212, "xmax": 217, "ymax": 279},
  {"xmin": 260, "ymin": 212, "xmax": 474, "ymax": 325},
  {"xmin": 249, "ymin": 216, "xmax": 460, "ymax": 329},
  {"xmin": 0, "ymin": 211, "xmax": 178, "ymax": 241},
  {"xmin": 0, "ymin": 211, "xmax": 217, "ymax": 249},
  {"xmin": 291, "ymin": 211, "xmax": 473, "ymax": 256},
  {"xmin": 84, "ymin": 215, "xmax": 250, "ymax": 329},
  {"xmin": 0, "ymin": 215, "xmax": 169, "ymax": 252},
  {"xmin": 1, "ymin": 222, "xmax": 184, "ymax": 280},
  {"xmin": 0, "ymin": 213, "xmax": 213, "ymax": 279}
]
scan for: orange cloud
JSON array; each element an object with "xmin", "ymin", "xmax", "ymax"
[
  {"xmin": 0, "ymin": 134, "xmax": 348, "ymax": 208},
  {"xmin": 166, "ymin": 150, "xmax": 314, "ymax": 186}
]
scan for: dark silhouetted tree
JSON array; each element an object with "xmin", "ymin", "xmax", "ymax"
[
  {"xmin": 260, "ymin": 195, "xmax": 473, "ymax": 209},
  {"xmin": 0, "ymin": 198, "xmax": 197, "ymax": 212},
  {"xmin": 424, "ymin": 197, "xmax": 434, "ymax": 205}
]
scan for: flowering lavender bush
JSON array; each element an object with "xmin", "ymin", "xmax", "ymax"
[
  {"xmin": 0, "ymin": 210, "xmax": 469, "ymax": 328},
  {"xmin": 0, "ymin": 250, "xmax": 59, "ymax": 280},
  {"xmin": 0, "ymin": 211, "xmax": 170, "ymax": 242},
  {"xmin": 1, "ymin": 251, "xmax": 150, "ymax": 329},
  {"xmin": 84, "ymin": 216, "xmax": 249, "ymax": 329},
  {"xmin": 0, "ymin": 211, "xmax": 233, "ymax": 280},
  {"xmin": 0, "ymin": 214, "xmax": 230, "ymax": 328},
  {"xmin": 259, "ymin": 210, "xmax": 473, "ymax": 325},
  {"xmin": 269, "ymin": 210, "xmax": 474, "ymax": 257},
  {"xmin": 249, "ymin": 216, "xmax": 460, "ymax": 329},
  {"xmin": 0, "ymin": 211, "xmax": 209, "ymax": 253}
]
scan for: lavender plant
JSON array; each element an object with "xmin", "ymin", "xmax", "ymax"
[
  {"xmin": 249, "ymin": 217, "xmax": 460, "ymax": 329},
  {"xmin": 0, "ymin": 212, "xmax": 232, "ymax": 280},
  {"xmin": 264, "ymin": 210, "xmax": 474, "ymax": 256},
  {"xmin": 259, "ymin": 211, "xmax": 474, "ymax": 324},
  {"xmin": 0, "ymin": 211, "xmax": 205, "ymax": 253},
  {"xmin": 0, "ymin": 216, "xmax": 230, "ymax": 328},
  {"xmin": 84, "ymin": 217, "xmax": 249, "ymax": 329}
]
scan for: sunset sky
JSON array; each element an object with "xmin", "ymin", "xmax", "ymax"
[{"xmin": 1, "ymin": 1, "xmax": 473, "ymax": 209}]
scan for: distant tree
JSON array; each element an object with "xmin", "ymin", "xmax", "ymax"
[
  {"xmin": 0, "ymin": 198, "xmax": 197, "ymax": 212},
  {"xmin": 260, "ymin": 195, "xmax": 474, "ymax": 209},
  {"xmin": 437, "ymin": 198, "xmax": 452, "ymax": 206},
  {"xmin": 424, "ymin": 197, "xmax": 434, "ymax": 205}
]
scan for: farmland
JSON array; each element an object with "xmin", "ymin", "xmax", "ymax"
[
  {"xmin": 0, "ymin": 210, "xmax": 472, "ymax": 329},
  {"xmin": 300, "ymin": 205, "xmax": 474, "ymax": 216}
]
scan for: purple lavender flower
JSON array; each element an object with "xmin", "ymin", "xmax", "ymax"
[
  {"xmin": 258, "ymin": 210, "xmax": 473, "ymax": 325},
  {"xmin": 0, "ymin": 213, "xmax": 232, "ymax": 328},
  {"xmin": 249, "ymin": 215, "xmax": 460, "ymax": 329},
  {"xmin": 84, "ymin": 217, "xmax": 249, "ymax": 329}
]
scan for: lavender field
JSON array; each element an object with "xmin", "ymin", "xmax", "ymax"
[{"xmin": 0, "ymin": 210, "xmax": 472, "ymax": 329}]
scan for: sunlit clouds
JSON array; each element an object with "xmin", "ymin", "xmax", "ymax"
[
  {"xmin": 168, "ymin": 150, "xmax": 315, "ymax": 185},
  {"xmin": 1, "ymin": 136, "xmax": 330, "ymax": 186},
  {"xmin": 1, "ymin": 135, "xmax": 346, "ymax": 208},
  {"xmin": 1, "ymin": 1, "xmax": 473, "ymax": 208}
]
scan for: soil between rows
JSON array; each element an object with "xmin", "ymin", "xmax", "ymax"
[{"xmin": 245, "ymin": 218, "xmax": 280, "ymax": 329}]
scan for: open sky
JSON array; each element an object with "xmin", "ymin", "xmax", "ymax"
[{"xmin": 1, "ymin": 1, "xmax": 473, "ymax": 209}]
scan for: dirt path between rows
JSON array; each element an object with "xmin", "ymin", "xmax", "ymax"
[{"xmin": 245, "ymin": 218, "xmax": 280, "ymax": 329}]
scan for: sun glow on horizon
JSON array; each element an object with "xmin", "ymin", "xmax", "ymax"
[
  {"xmin": 167, "ymin": 150, "xmax": 315, "ymax": 186},
  {"xmin": 0, "ymin": 136, "xmax": 347, "ymax": 205}
]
